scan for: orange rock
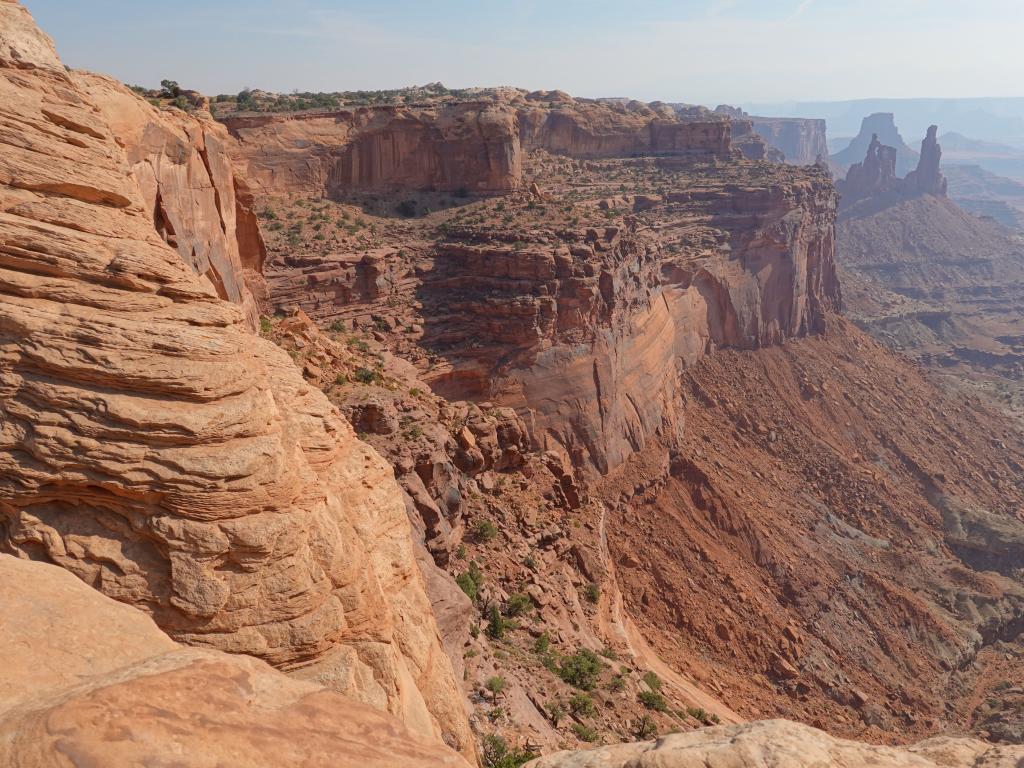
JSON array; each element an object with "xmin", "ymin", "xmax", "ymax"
[
  {"xmin": 0, "ymin": 555, "xmax": 470, "ymax": 768},
  {"xmin": 0, "ymin": 2, "xmax": 471, "ymax": 758}
]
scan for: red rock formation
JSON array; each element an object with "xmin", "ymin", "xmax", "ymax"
[
  {"xmin": 904, "ymin": 125, "xmax": 948, "ymax": 197},
  {"xmin": 0, "ymin": 555, "xmax": 470, "ymax": 768},
  {"xmin": 832, "ymin": 112, "xmax": 919, "ymax": 176},
  {"xmin": 837, "ymin": 127, "xmax": 948, "ymax": 213},
  {"xmin": 0, "ymin": 2, "xmax": 472, "ymax": 757},
  {"xmin": 837, "ymin": 133, "xmax": 901, "ymax": 201},
  {"xmin": 223, "ymin": 97, "xmax": 733, "ymax": 199},
  {"xmin": 77, "ymin": 72, "xmax": 268, "ymax": 326},
  {"xmin": 421, "ymin": 173, "xmax": 839, "ymax": 474}
]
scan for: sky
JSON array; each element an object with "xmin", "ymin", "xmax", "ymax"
[{"xmin": 23, "ymin": 0, "xmax": 1024, "ymax": 105}]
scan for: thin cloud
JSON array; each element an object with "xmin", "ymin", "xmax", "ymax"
[{"xmin": 790, "ymin": 0, "xmax": 818, "ymax": 19}]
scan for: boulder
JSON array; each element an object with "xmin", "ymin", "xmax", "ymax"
[{"xmin": 526, "ymin": 719, "xmax": 1024, "ymax": 768}]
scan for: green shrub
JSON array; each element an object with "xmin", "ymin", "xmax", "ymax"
[
  {"xmin": 608, "ymin": 674, "xmax": 626, "ymax": 692},
  {"xmin": 456, "ymin": 561, "xmax": 483, "ymax": 602},
  {"xmin": 353, "ymin": 367, "xmax": 380, "ymax": 385},
  {"xmin": 329, "ymin": 319, "xmax": 346, "ymax": 332},
  {"xmin": 533, "ymin": 632, "xmax": 551, "ymax": 654},
  {"xmin": 558, "ymin": 649, "xmax": 603, "ymax": 691},
  {"xmin": 636, "ymin": 715, "xmax": 658, "ymax": 740},
  {"xmin": 473, "ymin": 519, "xmax": 499, "ymax": 542},
  {"xmin": 481, "ymin": 734, "xmax": 537, "ymax": 768},
  {"xmin": 546, "ymin": 700, "xmax": 565, "ymax": 726},
  {"xmin": 642, "ymin": 671, "xmax": 662, "ymax": 692},
  {"xmin": 485, "ymin": 675, "xmax": 506, "ymax": 702},
  {"xmin": 571, "ymin": 723, "xmax": 598, "ymax": 742},
  {"xmin": 258, "ymin": 316, "xmax": 272, "ymax": 335},
  {"xmin": 638, "ymin": 690, "xmax": 667, "ymax": 711},
  {"xmin": 505, "ymin": 592, "xmax": 532, "ymax": 617},
  {"xmin": 686, "ymin": 706, "xmax": 708, "ymax": 722},
  {"xmin": 486, "ymin": 604, "xmax": 511, "ymax": 640},
  {"xmin": 583, "ymin": 583, "xmax": 600, "ymax": 603},
  {"xmin": 568, "ymin": 693, "xmax": 594, "ymax": 717}
]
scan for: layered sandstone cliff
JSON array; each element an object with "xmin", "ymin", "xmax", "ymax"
[
  {"xmin": 0, "ymin": 1, "xmax": 471, "ymax": 757},
  {"xmin": 0, "ymin": 555, "xmax": 470, "ymax": 768},
  {"xmin": 79, "ymin": 73, "xmax": 269, "ymax": 325},
  {"xmin": 421, "ymin": 172, "xmax": 839, "ymax": 474},
  {"xmin": 222, "ymin": 95, "xmax": 733, "ymax": 199}
]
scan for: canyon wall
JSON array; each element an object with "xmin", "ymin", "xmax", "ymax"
[
  {"xmin": 750, "ymin": 117, "xmax": 829, "ymax": 165},
  {"xmin": 422, "ymin": 176, "xmax": 839, "ymax": 474},
  {"xmin": 223, "ymin": 102, "xmax": 522, "ymax": 197},
  {"xmin": 223, "ymin": 98, "xmax": 733, "ymax": 199},
  {"xmin": 0, "ymin": 2, "xmax": 471, "ymax": 757}
]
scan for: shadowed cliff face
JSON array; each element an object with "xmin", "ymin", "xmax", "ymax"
[{"xmin": 0, "ymin": 1, "xmax": 472, "ymax": 758}]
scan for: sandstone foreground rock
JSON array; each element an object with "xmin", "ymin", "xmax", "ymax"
[
  {"xmin": 526, "ymin": 720, "xmax": 1024, "ymax": 768},
  {"xmin": 0, "ymin": 0, "xmax": 471, "ymax": 756},
  {"xmin": 0, "ymin": 555, "xmax": 470, "ymax": 768}
]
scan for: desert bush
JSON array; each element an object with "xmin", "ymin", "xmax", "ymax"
[
  {"xmin": 558, "ymin": 649, "xmax": 603, "ymax": 691},
  {"xmin": 638, "ymin": 690, "xmax": 667, "ymax": 711}
]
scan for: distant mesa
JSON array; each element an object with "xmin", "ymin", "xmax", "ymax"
[{"xmin": 831, "ymin": 112, "xmax": 919, "ymax": 176}]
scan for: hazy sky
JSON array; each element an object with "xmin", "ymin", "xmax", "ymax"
[{"xmin": 24, "ymin": 0, "xmax": 1024, "ymax": 105}]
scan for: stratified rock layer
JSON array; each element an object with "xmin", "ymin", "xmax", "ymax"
[
  {"xmin": 222, "ymin": 96, "xmax": 733, "ymax": 198},
  {"xmin": 0, "ymin": 555, "xmax": 470, "ymax": 768},
  {"xmin": 0, "ymin": 1, "xmax": 471, "ymax": 756},
  {"xmin": 420, "ymin": 173, "xmax": 839, "ymax": 474},
  {"xmin": 527, "ymin": 720, "xmax": 1024, "ymax": 768}
]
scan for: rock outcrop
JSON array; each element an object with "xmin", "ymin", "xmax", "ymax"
[
  {"xmin": 420, "ymin": 172, "xmax": 839, "ymax": 474},
  {"xmin": 0, "ymin": 1, "xmax": 471, "ymax": 757},
  {"xmin": 750, "ymin": 117, "xmax": 829, "ymax": 165},
  {"xmin": 837, "ymin": 133, "xmax": 902, "ymax": 201},
  {"xmin": 838, "ymin": 127, "xmax": 948, "ymax": 212},
  {"xmin": 905, "ymin": 125, "xmax": 948, "ymax": 197},
  {"xmin": 831, "ymin": 112, "xmax": 919, "ymax": 175},
  {"xmin": 527, "ymin": 720, "xmax": 1024, "ymax": 768},
  {"xmin": 0, "ymin": 555, "xmax": 470, "ymax": 768},
  {"xmin": 222, "ymin": 96, "xmax": 734, "ymax": 199}
]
